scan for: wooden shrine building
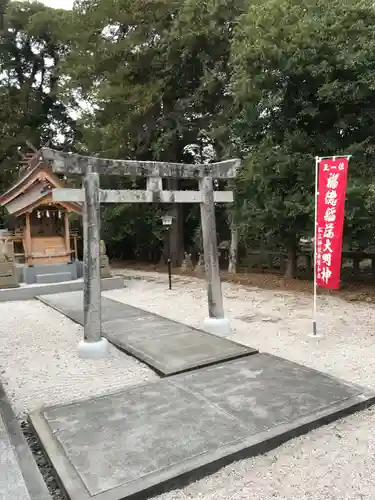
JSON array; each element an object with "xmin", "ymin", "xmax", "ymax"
[{"xmin": 0, "ymin": 147, "xmax": 82, "ymax": 268}]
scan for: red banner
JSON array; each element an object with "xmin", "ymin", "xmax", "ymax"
[{"xmin": 316, "ymin": 157, "xmax": 349, "ymax": 289}]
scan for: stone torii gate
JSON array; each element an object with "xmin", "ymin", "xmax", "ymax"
[{"xmin": 42, "ymin": 148, "xmax": 239, "ymax": 359}]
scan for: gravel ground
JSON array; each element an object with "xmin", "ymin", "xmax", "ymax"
[
  {"xmin": 107, "ymin": 270, "xmax": 375, "ymax": 387},
  {"xmin": 2, "ymin": 271, "xmax": 375, "ymax": 499},
  {"xmin": 0, "ymin": 299, "xmax": 157, "ymax": 416},
  {"xmin": 21, "ymin": 419, "xmax": 65, "ymax": 500},
  {"xmin": 105, "ymin": 270, "xmax": 375, "ymax": 500}
]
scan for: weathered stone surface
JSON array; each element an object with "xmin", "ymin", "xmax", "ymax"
[
  {"xmin": 180, "ymin": 252, "xmax": 193, "ymax": 272},
  {"xmin": 83, "ymin": 172, "xmax": 101, "ymax": 343},
  {"xmin": 42, "ymin": 148, "xmax": 240, "ymax": 179},
  {"xmin": 0, "ymin": 242, "xmax": 19, "ymax": 289},
  {"xmin": 199, "ymin": 176, "xmax": 223, "ymax": 318},
  {"xmin": 194, "ymin": 252, "xmax": 205, "ymax": 275},
  {"xmin": 37, "ymin": 291, "xmax": 256, "ymax": 375},
  {"xmin": 52, "ymin": 188, "xmax": 234, "ymax": 204},
  {"xmin": 29, "ymin": 353, "xmax": 375, "ymax": 500}
]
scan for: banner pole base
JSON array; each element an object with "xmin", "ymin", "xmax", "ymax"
[{"xmin": 308, "ymin": 321, "xmax": 325, "ymax": 339}]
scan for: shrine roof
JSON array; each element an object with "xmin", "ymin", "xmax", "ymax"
[{"xmin": 0, "ymin": 162, "xmax": 82, "ymax": 216}]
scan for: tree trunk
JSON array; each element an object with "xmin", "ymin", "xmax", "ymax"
[
  {"xmin": 228, "ymin": 225, "xmax": 238, "ymax": 274},
  {"xmin": 170, "ymin": 203, "xmax": 184, "ymax": 267},
  {"xmin": 284, "ymin": 241, "xmax": 298, "ymax": 279},
  {"xmin": 160, "ymin": 138, "xmax": 185, "ymax": 267}
]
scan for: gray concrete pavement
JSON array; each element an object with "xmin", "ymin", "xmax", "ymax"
[
  {"xmin": 29, "ymin": 353, "xmax": 375, "ymax": 500},
  {"xmin": 38, "ymin": 291, "xmax": 257, "ymax": 375}
]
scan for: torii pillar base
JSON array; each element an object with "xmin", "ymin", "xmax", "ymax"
[
  {"xmin": 77, "ymin": 338, "xmax": 109, "ymax": 360},
  {"xmin": 203, "ymin": 317, "xmax": 231, "ymax": 337}
]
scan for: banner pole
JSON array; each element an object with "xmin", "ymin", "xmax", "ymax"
[
  {"xmin": 310, "ymin": 154, "xmax": 351, "ymax": 339},
  {"xmin": 312, "ymin": 156, "xmax": 319, "ymax": 337}
]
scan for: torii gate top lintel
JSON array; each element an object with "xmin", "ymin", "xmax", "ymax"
[{"xmin": 41, "ymin": 148, "xmax": 240, "ymax": 179}]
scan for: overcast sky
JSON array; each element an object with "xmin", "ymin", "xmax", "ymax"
[{"xmin": 40, "ymin": 0, "xmax": 74, "ymax": 9}]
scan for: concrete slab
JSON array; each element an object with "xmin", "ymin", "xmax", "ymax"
[
  {"xmin": 0, "ymin": 415, "xmax": 31, "ymax": 500},
  {"xmin": 0, "ymin": 276, "xmax": 124, "ymax": 302},
  {"xmin": 38, "ymin": 291, "xmax": 257, "ymax": 375},
  {"xmin": 109, "ymin": 329, "xmax": 255, "ymax": 375},
  {"xmin": 39, "ymin": 291, "xmax": 144, "ymax": 324},
  {"xmin": 0, "ymin": 383, "xmax": 51, "ymax": 500},
  {"xmin": 103, "ymin": 315, "xmax": 195, "ymax": 345},
  {"xmin": 29, "ymin": 353, "xmax": 375, "ymax": 500}
]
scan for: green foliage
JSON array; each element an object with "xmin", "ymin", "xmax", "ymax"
[
  {"xmin": 60, "ymin": 0, "xmax": 246, "ymax": 263},
  {"xmin": 236, "ymin": 144, "xmax": 314, "ymax": 249},
  {"xmin": 345, "ymin": 181, "xmax": 375, "ymax": 250},
  {"xmin": 0, "ymin": 1, "xmax": 77, "ymax": 161},
  {"xmin": 230, "ymin": 0, "xmax": 375, "ymax": 267},
  {"xmin": 101, "ymin": 204, "xmax": 165, "ymax": 260},
  {"xmin": 0, "ymin": 0, "xmax": 80, "ymax": 225},
  {"xmin": 3, "ymin": 0, "xmax": 375, "ymax": 274},
  {"xmin": 64, "ymin": 0, "xmax": 245, "ymax": 160}
]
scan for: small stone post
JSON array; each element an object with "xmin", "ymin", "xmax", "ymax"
[
  {"xmin": 99, "ymin": 240, "xmax": 112, "ymax": 278},
  {"xmin": 199, "ymin": 176, "xmax": 230, "ymax": 336},
  {"xmin": 78, "ymin": 171, "xmax": 109, "ymax": 359},
  {"xmin": 0, "ymin": 241, "xmax": 19, "ymax": 288},
  {"xmin": 228, "ymin": 224, "xmax": 238, "ymax": 274}
]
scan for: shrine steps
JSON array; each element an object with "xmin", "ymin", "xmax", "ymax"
[
  {"xmin": 36, "ymin": 271, "xmax": 73, "ymax": 284},
  {"xmin": 20, "ymin": 261, "xmax": 79, "ymax": 285}
]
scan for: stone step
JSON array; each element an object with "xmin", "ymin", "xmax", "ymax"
[{"xmin": 36, "ymin": 272, "xmax": 72, "ymax": 284}]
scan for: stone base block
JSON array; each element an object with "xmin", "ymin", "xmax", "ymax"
[{"xmin": 36, "ymin": 272, "xmax": 72, "ymax": 284}]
